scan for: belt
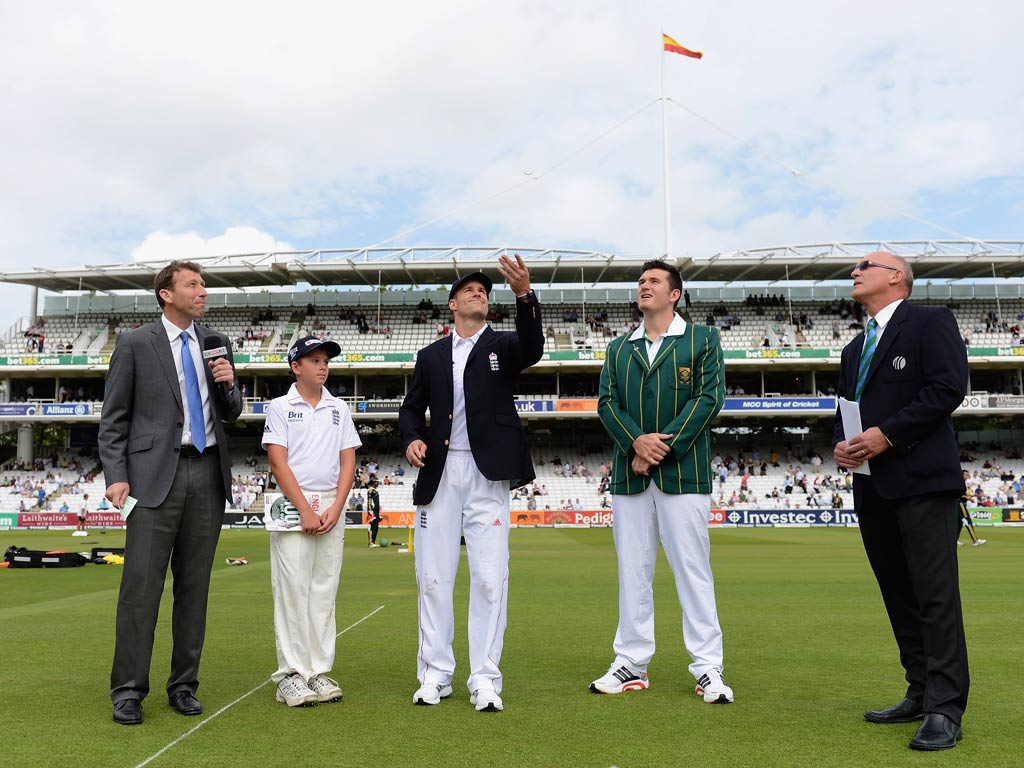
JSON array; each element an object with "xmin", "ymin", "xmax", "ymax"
[{"xmin": 180, "ymin": 444, "xmax": 216, "ymax": 458}]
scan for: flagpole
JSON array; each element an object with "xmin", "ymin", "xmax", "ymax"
[{"xmin": 661, "ymin": 32, "xmax": 673, "ymax": 261}]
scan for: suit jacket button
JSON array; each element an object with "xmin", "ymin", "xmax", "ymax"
[
  {"xmin": 449, "ymin": 414, "xmax": 453, "ymax": 420},
  {"xmin": 444, "ymin": 439, "xmax": 449, "ymax": 446}
]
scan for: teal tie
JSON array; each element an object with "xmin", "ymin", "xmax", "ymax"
[
  {"xmin": 180, "ymin": 331, "xmax": 207, "ymax": 451},
  {"xmin": 854, "ymin": 318, "xmax": 878, "ymax": 401}
]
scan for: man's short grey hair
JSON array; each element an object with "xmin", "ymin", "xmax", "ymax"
[{"xmin": 892, "ymin": 254, "xmax": 914, "ymax": 297}]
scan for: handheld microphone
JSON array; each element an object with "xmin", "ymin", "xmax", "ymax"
[{"xmin": 202, "ymin": 336, "xmax": 233, "ymax": 398}]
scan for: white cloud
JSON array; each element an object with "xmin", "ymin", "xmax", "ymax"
[
  {"xmin": 0, "ymin": 0, "xmax": 1021, "ymax": 330},
  {"xmin": 130, "ymin": 227, "xmax": 295, "ymax": 263}
]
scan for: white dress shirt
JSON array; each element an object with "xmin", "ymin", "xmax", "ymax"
[
  {"xmin": 161, "ymin": 315, "xmax": 216, "ymax": 448},
  {"xmin": 866, "ymin": 298, "xmax": 903, "ymax": 350},
  {"xmin": 629, "ymin": 314, "xmax": 688, "ymax": 362},
  {"xmin": 449, "ymin": 324, "xmax": 488, "ymax": 450}
]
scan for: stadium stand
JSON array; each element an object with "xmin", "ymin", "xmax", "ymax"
[
  {"xmin": 2, "ymin": 243, "xmax": 1024, "ymax": 529},
  {"xmin": 11, "ymin": 296, "xmax": 1024, "ymax": 359}
]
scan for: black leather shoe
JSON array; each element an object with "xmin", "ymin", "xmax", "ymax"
[
  {"xmin": 169, "ymin": 691, "xmax": 203, "ymax": 716},
  {"xmin": 864, "ymin": 697, "xmax": 924, "ymax": 723},
  {"xmin": 910, "ymin": 713, "xmax": 962, "ymax": 751},
  {"xmin": 113, "ymin": 699, "xmax": 143, "ymax": 725}
]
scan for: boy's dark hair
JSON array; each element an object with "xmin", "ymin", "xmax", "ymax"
[
  {"xmin": 154, "ymin": 260, "xmax": 204, "ymax": 308},
  {"xmin": 640, "ymin": 259, "xmax": 683, "ymax": 309}
]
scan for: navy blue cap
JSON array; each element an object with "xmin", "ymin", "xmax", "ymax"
[
  {"xmin": 288, "ymin": 336, "xmax": 341, "ymax": 363},
  {"xmin": 448, "ymin": 272, "xmax": 493, "ymax": 302}
]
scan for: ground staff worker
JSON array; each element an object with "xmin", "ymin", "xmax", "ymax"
[
  {"xmin": 592, "ymin": 259, "xmax": 733, "ymax": 704},
  {"xmin": 399, "ymin": 254, "xmax": 544, "ymax": 713},
  {"xmin": 99, "ymin": 260, "xmax": 242, "ymax": 726},
  {"xmin": 367, "ymin": 479, "xmax": 381, "ymax": 547}
]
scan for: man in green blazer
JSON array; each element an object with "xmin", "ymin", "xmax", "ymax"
[{"xmin": 590, "ymin": 259, "xmax": 733, "ymax": 704}]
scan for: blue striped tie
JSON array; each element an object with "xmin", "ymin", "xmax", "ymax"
[
  {"xmin": 854, "ymin": 318, "xmax": 878, "ymax": 401},
  {"xmin": 180, "ymin": 331, "xmax": 207, "ymax": 452}
]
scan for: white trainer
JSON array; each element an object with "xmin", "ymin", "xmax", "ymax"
[
  {"xmin": 470, "ymin": 689, "xmax": 504, "ymax": 712},
  {"xmin": 307, "ymin": 674, "xmax": 343, "ymax": 703},
  {"xmin": 412, "ymin": 682, "xmax": 453, "ymax": 706},
  {"xmin": 973, "ymin": 539, "xmax": 987, "ymax": 546},
  {"xmin": 590, "ymin": 664, "xmax": 650, "ymax": 694},
  {"xmin": 276, "ymin": 674, "xmax": 318, "ymax": 707},
  {"xmin": 695, "ymin": 667, "xmax": 734, "ymax": 704}
]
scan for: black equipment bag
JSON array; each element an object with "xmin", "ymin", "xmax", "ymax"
[{"xmin": 4, "ymin": 546, "xmax": 88, "ymax": 568}]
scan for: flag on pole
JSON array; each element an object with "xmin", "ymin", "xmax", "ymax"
[{"xmin": 663, "ymin": 33, "xmax": 702, "ymax": 59}]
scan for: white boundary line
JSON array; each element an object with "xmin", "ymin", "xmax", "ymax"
[{"xmin": 133, "ymin": 605, "xmax": 385, "ymax": 768}]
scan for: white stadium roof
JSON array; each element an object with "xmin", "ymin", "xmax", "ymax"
[{"xmin": 1, "ymin": 240, "xmax": 1022, "ymax": 294}]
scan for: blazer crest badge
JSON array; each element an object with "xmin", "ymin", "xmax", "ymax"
[{"xmin": 678, "ymin": 366, "xmax": 691, "ymax": 384}]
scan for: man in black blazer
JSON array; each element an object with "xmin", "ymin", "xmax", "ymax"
[
  {"xmin": 99, "ymin": 260, "xmax": 242, "ymax": 725},
  {"xmin": 399, "ymin": 254, "xmax": 543, "ymax": 713},
  {"xmin": 833, "ymin": 251, "xmax": 969, "ymax": 751}
]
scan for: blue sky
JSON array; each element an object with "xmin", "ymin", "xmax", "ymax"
[{"xmin": 1, "ymin": 0, "xmax": 1022, "ymax": 331}]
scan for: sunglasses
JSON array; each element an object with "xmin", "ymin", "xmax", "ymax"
[{"xmin": 855, "ymin": 260, "xmax": 900, "ymax": 272}]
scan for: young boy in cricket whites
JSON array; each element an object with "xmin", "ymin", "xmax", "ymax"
[{"xmin": 262, "ymin": 336, "xmax": 361, "ymax": 707}]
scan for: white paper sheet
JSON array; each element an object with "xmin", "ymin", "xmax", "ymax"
[
  {"xmin": 838, "ymin": 397, "xmax": 871, "ymax": 476},
  {"xmin": 118, "ymin": 495, "xmax": 138, "ymax": 520}
]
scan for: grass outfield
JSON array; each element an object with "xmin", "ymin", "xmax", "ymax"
[{"xmin": 2, "ymin": 526, "xmax": 1021, "ymax": 768}]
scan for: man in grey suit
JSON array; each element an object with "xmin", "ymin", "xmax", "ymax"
[{"xmin": 99, "ymin": 260, "xmax": 242, "ymax": 725}]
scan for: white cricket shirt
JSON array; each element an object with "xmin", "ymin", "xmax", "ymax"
[{"xmin": 262, "ymin": 384, "xmax": 362, "ymax": 490}]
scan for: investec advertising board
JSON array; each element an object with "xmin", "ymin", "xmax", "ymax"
[{"xmin": 4, "ymin": 507, "xmax": 1017, "ymax": 530}]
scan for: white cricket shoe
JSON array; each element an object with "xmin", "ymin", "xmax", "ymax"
[
  {"xmin": 276, "ymin": 674, "xmax": 318, "ymax": 707},
  {"xmin": 412, "ymin": 682, "xmax": 453, "ymax": 706},
  {"xmin": 589, "ymin": 664, "xmax": 650, "ymax": 694},
  {"xmin": 973, "ymin": 539, "xmax": 987, "ymax": 546},
  {"xmin": 696, "ymin": 667, "xmax": 734, "ymax": 704},
  {"xmin": 470, "ymin": 689, "xmax": 504, "ymax": 712},
  {"xmin": 307, "ymin": 674, "xmax": 343, "ymax": 703}
]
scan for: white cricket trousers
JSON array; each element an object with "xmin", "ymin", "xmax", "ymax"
[
  {"xmin": 415, "ymin": 450, "xmax": 509, "ymax": 694},
  {"xmin": 611, "ymin": 485, "xmax": 724, "ymax": 679},
  {"xmin": 269, "ymin": 489, "xmax": 344, "ymax": 682}
]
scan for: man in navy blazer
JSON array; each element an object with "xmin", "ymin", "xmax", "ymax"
[
  {"xmin": 833, "ymin": 251, "xmax": 969, "ymax": 751},
  {"xmin": 399, "ymin": 254, "xmax": 543, "ymax": 713}
]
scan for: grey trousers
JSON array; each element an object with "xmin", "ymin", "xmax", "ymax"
[{"xmin": 110, "ymin": 452, "xmax": 225, "ymax": 703}]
